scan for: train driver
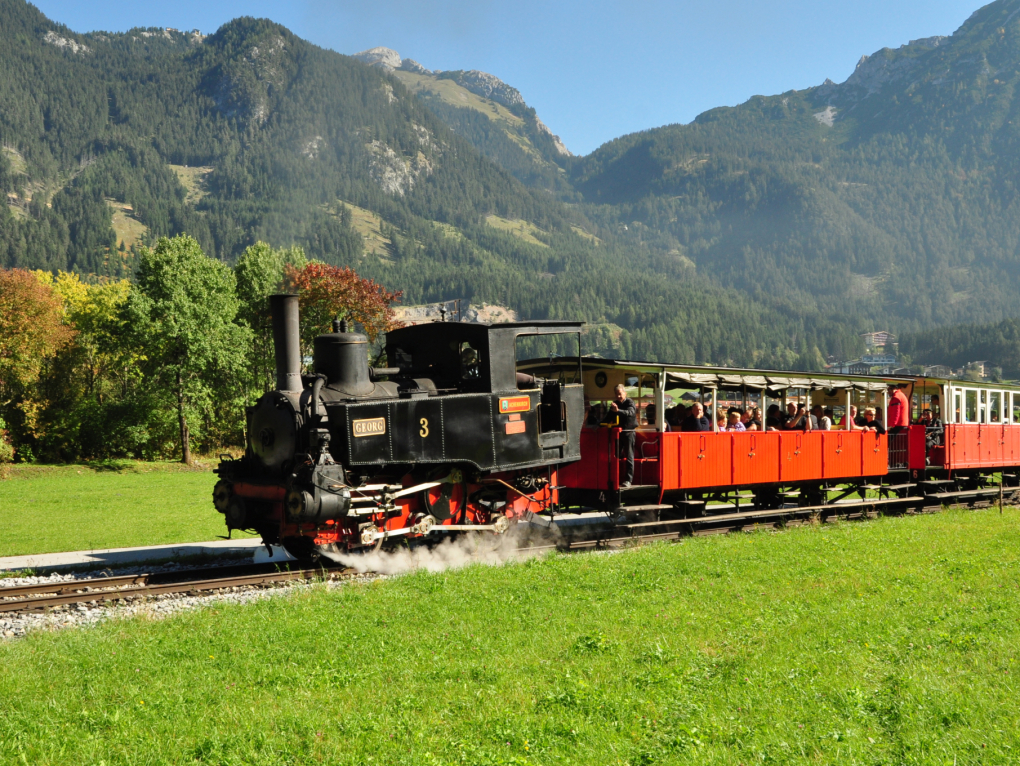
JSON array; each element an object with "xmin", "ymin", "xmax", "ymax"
[{"xmin": 603, "ymin": 383, "xmax": 637, "ymax": 488}]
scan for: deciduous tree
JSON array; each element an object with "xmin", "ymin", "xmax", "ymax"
[
  {"xmin": 0, "ymin": 269, "xmax": 74, "ymax": 451},
  {"xmin": 285, "ymin": 262, "xmax": 401, "ymax": 354},
  {"xmin": 128, "ymin": 235, "xmax": 250, "ymax": 463},
  {"xmin": 0, "ymin": 269, "xmax": 73, "ymax": 402},
  {"xmin": 234, "ymin": 242, "xmax": 306, "ymax": 394}
]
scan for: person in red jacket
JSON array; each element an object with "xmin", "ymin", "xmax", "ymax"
[{"xmin": 887, "ymin": 386, "xmax": 910, "ymax": 434}]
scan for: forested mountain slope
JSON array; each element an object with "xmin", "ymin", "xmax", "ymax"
[
  {"xmin": 567, "ymin": 0, "xmax": 1020, "ymax": 336},
  {"xmin": 352, "ymin": 46, "xmax": 574, "ymax": 196},
  {"xmin": 8, "ymin": 0, "xmax": 1020, "ymax": 369},
  {"xmin": 0, "ymin": 0, "xmax": 844, "ymax": 366}
]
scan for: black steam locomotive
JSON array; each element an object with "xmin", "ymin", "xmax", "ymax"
[{"xmin": 213, "ymin": 294, "xmax": 584, "ymax": 560}]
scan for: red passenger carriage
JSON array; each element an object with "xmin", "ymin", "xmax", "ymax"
[{"xmin": 518, "ymin": 358, "xmax": 1020, "ymax": 521}]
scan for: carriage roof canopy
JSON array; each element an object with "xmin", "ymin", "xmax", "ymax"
[{"xmin": 517, "ymin": 356, "xmax": 908, "ymax": 393}]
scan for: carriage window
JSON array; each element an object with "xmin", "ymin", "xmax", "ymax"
[
  {"xmin": 979, "ymin": 389, "xmax": 987, "ymax": 423},
  {"xmin": 990, "ymin": 392, "xmax": 1002, "ymax": 423},
  {"xmin": 1006, "ymin": 392, "xmax": 1014, "ymax": 424},
  {"xmin": 953, "ymin": 391, "xmax": 962, "ymax": 424},
  {"xmin": 965, "ymin": 390, "xmax": 978, "ymax": 423}
]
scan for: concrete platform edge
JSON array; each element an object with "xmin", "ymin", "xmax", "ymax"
[{"xmin": 0, "ymin": 539, "xmax": 295, "ymax": 572}]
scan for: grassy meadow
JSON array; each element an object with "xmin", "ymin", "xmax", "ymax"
[
  {"xmin": 2, "ymin": 507, "xmax": 1019, "ymax": 764},
  {"xmin": 0, "ymin": 462, "xmax": 254, "ymax": 557}
]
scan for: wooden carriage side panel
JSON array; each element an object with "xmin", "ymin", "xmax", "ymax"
[
  {"xmin": 1011, "ymin": 426, "xmax": 1020, "ymax": 466},
  {"xmin": 978, "ymin": 424, "xmax": 1000, "ymax": 467},
  {"xmin": 861, "ymin": 431, "xmax": 890, "ymax": 476},
  {"xmin": 679, "ymin": 432, "xmax": 732, "ymax": 489},
  {"xmin": 731, "ymin": 432, "xmax": 780, "ymax": 486},
  {"xmin": 779, "ymin": 432, "xmax": 823, "ymax": 483},
  {"xmin": 965, "ymin": 425, "xmax": 983, "ymax": 469},
  {"xmin": 558, "ymin": 428, "xmax": 607, "ymax": 490},
  {"xmin": 948, "ymin": 425, "xmax": 978, "ymax": 469},
  {"xmin": 907, "ymin": 425, "xmax": 926, "ymax": 471},
  {"xmin": 822, "ymin": 431, "xmax": 860, "ymax": 480},
  {"xmin": 992, "ymin": 424, "xmax": 1007, "ymax": 467},
  {"xmin": 659, "ymin": 432, "xmax": 681, "ymax": 491}
]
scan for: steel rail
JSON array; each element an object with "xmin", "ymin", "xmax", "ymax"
[
  {"xmin": 0, "ymin": 561, "xmax": 315, "ymax": 600},
  {"xmin": 0, "ymin": 565, "xmax": 346, "ymax": 614}
]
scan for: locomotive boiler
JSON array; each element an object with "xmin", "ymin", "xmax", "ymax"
[{"xmin": 213, "ymin": 294, "xmax": 584, "ymax": 560}]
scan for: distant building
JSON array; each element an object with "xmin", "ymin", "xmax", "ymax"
[
  {"xmin": 848, "ymin": 362, "xmax": 872, "ymax": 375},
  {"xmin": 861, "ymin": 331, "xmax": 895, "ymax": 349},
  {"xmin": 862, "ymin": 354, "xmax": 897, "ymax": 366},
  {"xmin": 967, "ymin": 361, "xmax": 990, "ymax": 378},
  {"xmin": 923, "ymin": 364, "xmax": 953, "ymax": 378}
]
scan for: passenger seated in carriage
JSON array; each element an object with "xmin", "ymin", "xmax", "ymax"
[
  {"xmin": 862, "ymin": 407, "xmax": 886, "ymax": 435},
  {"xmin": 811, "ymin": 405, "xmax": 831, "ymax": 431},
  {"xmin": 664, "ymin": 405, "xmax": 683, "ymax": 430},
  {"xmin": 785, "ymin": 403, "xmax": 812, "ymax": 431},
  {"xmin": 645, "ymin": 403, "xmax": 657, "ymax": 427},
  {"xmin": 680, "ymin": 402, "xmax": 711, "ymax": 432},
  {"xmin": 849, "ymin": 405, "xmax": 867, "ymax": 430},
  {"xmin": 919, "ymin": 408, "xmax": 944, "ymax": 447},
  {"xmin": 726, "ymin": 408, "xmax": 746, "ymax": 431},
  {"xmin": 742, "ymin": 407, "xmax": 761, "ymax": 431}
]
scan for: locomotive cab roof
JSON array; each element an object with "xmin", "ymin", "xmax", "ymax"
[{"xmin": 385, "ymin": 320, "xmax": 584, "ymax": 393}]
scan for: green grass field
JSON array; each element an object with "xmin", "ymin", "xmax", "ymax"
[
  {"xmin": 0, "ymin": 462, "xmax": 254, "ymax": 557},
  {"xmin": 2, "ymin": 507, "xmax": 1018, "ymax": 764}
]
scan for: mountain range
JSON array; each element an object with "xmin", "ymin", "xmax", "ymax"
[{"xmin": 4, "ymin": 0, "xmax": 1020, "ymax": 370}]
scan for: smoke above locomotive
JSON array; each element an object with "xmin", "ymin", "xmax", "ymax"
[{"xmin": 213, "ymin": 294, "xmax": 585, "ymax": 561}]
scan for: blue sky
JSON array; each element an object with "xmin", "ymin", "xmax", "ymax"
[{"xmin": 33, "ymin": 0, "xmax": 984, "ymax": 155}]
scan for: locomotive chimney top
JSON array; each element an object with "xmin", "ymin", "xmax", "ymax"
[{"xmin": 269, "ymin": 294, "xmax": 302, "ymax": 393}]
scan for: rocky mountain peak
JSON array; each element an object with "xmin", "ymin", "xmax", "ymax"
[
  {"xmin": 353, "ymin": 46, "xmax": 402, "ymax": 70},
  {"xmin": 353, "ymin": 47, "xmax": 435, "ymax": 75},
  {"xmin": 352, "ymin": 46, "xmax": 570, "ymax": 156}
]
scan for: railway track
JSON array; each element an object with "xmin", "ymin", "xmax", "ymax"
[
  {"xmin": 1, "ymin": 487, "xmax": 1013, "ymax": 616},
  {"xmin": 0, "ymin": 562, "xmax": 349, "ymax": 614}
]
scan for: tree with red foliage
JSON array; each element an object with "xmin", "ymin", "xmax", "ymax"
[
  {"xmin": 0, "ymin": 269, "xmax": 75, "ymax": 455},
  {"xmin": 285, "ymin": 263, "xmax": 401, "ymax": 351},
  {"xmin": 0, "ymin": 269, "xmax": 74, "ymax": 404}
]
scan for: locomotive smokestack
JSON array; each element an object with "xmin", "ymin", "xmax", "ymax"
[{"xmin": 270, "ymin": 294, "xmax": 302, "ymax": 392}]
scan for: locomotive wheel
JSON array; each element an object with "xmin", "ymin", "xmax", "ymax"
[{"xmin": 423, "ymin": 469, "xmax": 466, "ymax": 521}]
